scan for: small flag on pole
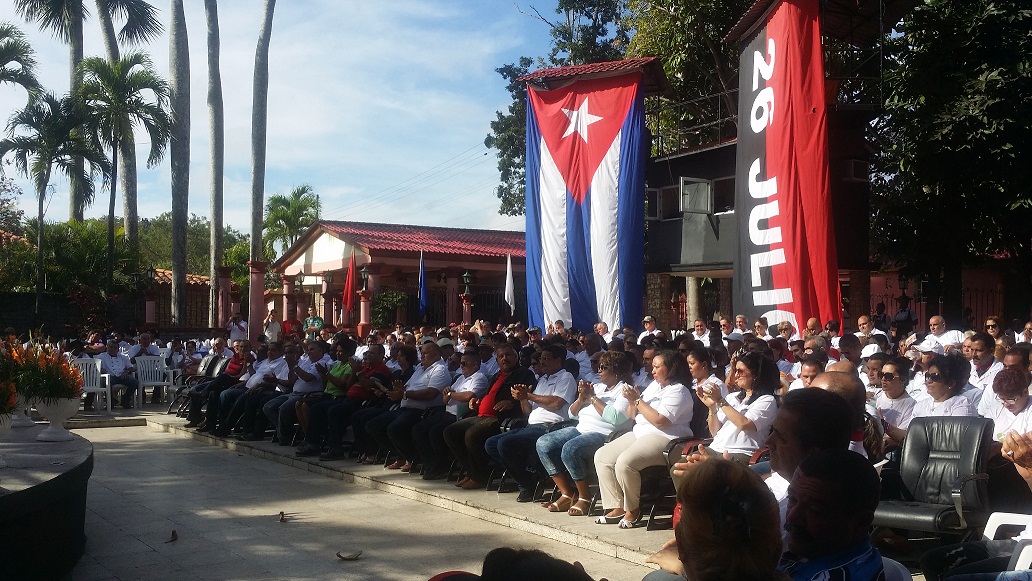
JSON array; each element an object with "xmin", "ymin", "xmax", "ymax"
[
  {"xmin": 342, "ymin": 250, "xmax": 356, "ymax": 322},
  {"xmin": 418, "ymin": 251, "xmax": 429, "ymax": 319},
  {"xmin": 504, "ymin": 253, "xmax": 515, "ymax": 316}
]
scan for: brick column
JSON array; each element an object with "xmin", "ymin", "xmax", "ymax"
[
  {"xmin": 247, "ymin": 261, "xmax": 268, "ymax": 344},
  {"xmin": 645, "ymin": 273, "xmax": 673, "ymax": 334},
  {"xmin": 217, "ymin": 266, "xmax": 234, "ymax": 327}
]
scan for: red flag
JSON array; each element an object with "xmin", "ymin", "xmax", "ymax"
[
  {"xmin": 342, "ymin": 250, "xmax": 356, "ymax": 322},
  {"xmin": 732, "ymin": 0, "xmax": 841, "ymax": 331}
]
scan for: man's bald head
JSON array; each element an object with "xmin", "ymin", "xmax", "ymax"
[{"xmin": 810, "ymin": 371, "xmax": 866, "ymax": 429}]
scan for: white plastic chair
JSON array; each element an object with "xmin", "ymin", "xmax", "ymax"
[
  {"xmin": 134, "ymin": 356, "xmax": 174, "ymax": 405},
  {"xmin": 74, "ymin": 357, "xmax": 111, "ymax": 412},
  {"xmin": 983, "ymin": 512, "xmax": 1032, "ymax": 570}
]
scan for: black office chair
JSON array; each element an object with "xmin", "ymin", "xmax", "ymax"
[{"xmin": 873, "ymin": 415, "xmax": 993, "ymax": 542}]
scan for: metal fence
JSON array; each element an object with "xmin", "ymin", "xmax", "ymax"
[{"xmin": 869, "ymin": 288, "xmax": 1004, "ymax": 332}]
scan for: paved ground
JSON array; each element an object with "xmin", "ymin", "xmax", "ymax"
[{"xmin": 65, "ymin": 425, "xmax": 655, "ymax": 581}]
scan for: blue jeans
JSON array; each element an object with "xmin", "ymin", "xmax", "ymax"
[
  {"xmin": 535, "ymin": 426, "xmax": 607, "ymax": 481},
  {"xmin": 485, "ymin": 423, "xmax": 549, "ymax": 491}
]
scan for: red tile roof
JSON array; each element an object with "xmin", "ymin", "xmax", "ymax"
[
  {"xmin": 0, "ymin": 228, "xmax": 30, "ymax": 247},
  {"xmin": 517, "ymin": 57, "xmax": 674, "ymax": 98},
  {"xmin": 153, "ymin": 268, "xmax": 210, "ymax": 286},
  {"xmin": 320, "ymin": 221, "xmax": 525, "ymax": 258}
]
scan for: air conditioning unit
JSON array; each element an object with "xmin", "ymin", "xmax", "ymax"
[
  {"xmin": 680, "ymin": 177, "xmax": 713, "ymax": 215},
  {"xmin": 843, "ymin": 159, "xmax": 869, "ymax": 183}
]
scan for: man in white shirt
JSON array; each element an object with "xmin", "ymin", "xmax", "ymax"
[
  {"xmin": 96, "ymin": 339, "xmax": 138, "ymax": 408},
  {"xmin": 415, "ymin": 350, "xmax": 488, "ymax": 480},
  {"xmin": 735, "ymin": 314, "xmax": 752, "ymax": 335},
  {"xmin": 594, "ymin": 321, "xmax": 613, "ymax": 345},
  {"xmin": 263, "ymin": 341, "xmax": 331, "ymax": 445},
  {"xmin": 484, "ymin": 343, "xmax": 577, "ymax": 502},
  {"xmin": 718, "ymin": 317, "xmax": 733, "ymax": 339},
  {"xmin": 638, "ymin": 315, "xmax": 661, "ymax": 344},
  {"xmin": 367, "ymin": 341, "xmax": 452, "ymax": 473},
  {"xmin": 928, "ymin": 315, "xmax": 965, "ymax": 351},
  {"xmin": 126, "ymin": 333, "xmax": 161, "ymax": 361},
  {"xmin": 690, "ymin": 319, "xmax": 710, "ymax": 347},
  {"xmin": 478, "ymin": 343, "xmax": 499, "ymax": 378},
  {"xmin": 854, "ymin": 315, "xmax": 887, "ymax": 344},
  {"xmin": 225, "ymin": 341, "xmax": 291, "ymax": 438},
  {"xmin": 227, "ymin": 312, "xmax": 248, "ymax": 342},
  {"xmin": 970, "ymin": 331, "xmax": 1004, "ymax": 417}
]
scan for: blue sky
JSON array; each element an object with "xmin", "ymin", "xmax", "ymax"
[{"xmin": 0, "ymin": 1, "xmax": 553, "ymax": 235}]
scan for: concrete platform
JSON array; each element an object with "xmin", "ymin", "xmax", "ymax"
[
  {"xmin": 143, "ymin": 414, "xmax": 674, "ymax": 565},
  {"xmin": 61, "ymin": 424, "xmax": 656, "ymax": 581}
]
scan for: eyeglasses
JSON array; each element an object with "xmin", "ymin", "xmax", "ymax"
[
  {"xmin": 985, "ymin": 324, "xmax": 999, "ymax": 329},
  {"xmin": 924, "ymin": 372, "xmax": 944, "ymax": 383},
  {"xmin": 880, "ymin": 372, "xmax": 900, "ymax": 382},
  {"xmin": 997, "ymin": 394, "xmax": 1022, "ymax": 405},
  {"xmin": 598, "ymin": 365, "xmax": 609, "ymax": 372}
]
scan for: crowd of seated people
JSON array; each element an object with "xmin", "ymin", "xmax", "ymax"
[{"xmin": 11, "ymin": 309, "xmax": 1032, "ymax": 579}]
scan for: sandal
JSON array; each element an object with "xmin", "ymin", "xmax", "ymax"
[
  {"xmin": 594, "ymin": 513, "xmax": 623, "ymax": 525},
  {"xmin": 568, "ymin": 499, "xmax": 591, "ymax": 516},
  {"xmin": 545, "ymin": 494, "xmax": 574, "ymax": 512},
  {"xmin": 386, "ymin": 460, "xmax": 405, "ymax": 470},
  {"xmin": 399, "ymin": 461, "xmax": 413, "ymax": 473},
  {"xmin": 618, "ymin": 512, "xmax": 643, "ymax": 529}
]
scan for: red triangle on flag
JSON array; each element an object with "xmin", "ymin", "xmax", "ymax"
[{"xmin": 528, "ymin": 74, "xmax": 639, "ymax": 203}]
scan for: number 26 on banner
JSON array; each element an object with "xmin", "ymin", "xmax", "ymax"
[{"xmin": 750, "ymin": 39, "xmax": 775, "ymax": 134}]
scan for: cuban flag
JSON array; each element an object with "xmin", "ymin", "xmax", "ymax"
[{"xmin": 525, "ymin": 72, "xmax": 646, "ymax": 332}]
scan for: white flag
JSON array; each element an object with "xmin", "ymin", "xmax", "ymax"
[{"xmin": 504, "ymin": 253, "xmax": 515, "ymax": 316}]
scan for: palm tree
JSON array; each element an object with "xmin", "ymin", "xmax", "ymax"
[
  {"xmin": 76, "ymin": 52, "xmax": 170, "ymax": 296},
  {"xmin": 15, "ymin": 0, "xmax": 161, "ymax": 223},
  {"xmin": 249, "ymin": 0, "xmax": 276, "ymax": 339},
  {"xmin": 204, "ymin": 0, "xmax": 225, "ymax": 327},
  {"xmin": 168, "ymin": 0, "xmax": 189, "ymax": 326},
  {"xmin": 93, "ymin": 0, "xmax": 163, "ymax": 244},
  {"xmin": 0, "ymin": 92, "xmax": 109, "ymax": 316},
  {"xmin": 14, "ymin": 0, "xmax": 86, "ymax": 220},
  {"xmin": 264, "ymin": 184, "xmax": 320, "ymax": 254},
  {"xmin": 0, "ymin": 21, "xmax": 39, "ymax": 95}
]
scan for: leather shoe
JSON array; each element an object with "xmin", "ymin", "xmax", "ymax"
[{"xmin": 460, "ymin": 479, "xmax": 483, "ymax": 490}]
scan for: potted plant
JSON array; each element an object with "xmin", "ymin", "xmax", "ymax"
[{"xmin": 7, "ymin": 339, "xmax": 83, "ymax": 441}]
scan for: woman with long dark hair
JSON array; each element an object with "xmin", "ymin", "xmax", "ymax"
[{"xmin": 697, "ymin": 351, "xmax": 779, "ymax": 463}]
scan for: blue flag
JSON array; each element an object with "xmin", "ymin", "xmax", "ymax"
[{"xmin": 418, "ymin": 251, "xmax": 429, "ymax": 319}]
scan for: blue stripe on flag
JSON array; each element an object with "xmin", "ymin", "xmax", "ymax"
[
  {"xmin": 524, "ymin": 93, "xmax": 545, "ymax": 329},
  {"xmin": 616, "ymin": 85, "xmax": 646, "ymax": 329}
]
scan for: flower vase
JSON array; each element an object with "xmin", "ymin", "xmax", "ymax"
[
  {"xmin": 0, "ymin": 414, "xmax": 10, "ymax": 468},
  {"xmin": 10, "ymin": 394, "xmax": 36, "ymax": 428},
  {"xmin": 35, "ymin": 398, "xmax": 79, "ymax": 442}
]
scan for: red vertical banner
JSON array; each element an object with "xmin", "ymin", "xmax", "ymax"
[
  {"xmin": 732, "ymin": 0, "xmax": 841, "ymax": 330},
  {"xmin": 342, "ymin": 250, "xmax": 356, "ymax": 323}
]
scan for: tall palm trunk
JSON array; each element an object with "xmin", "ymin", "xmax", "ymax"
[
  {"xmin": 68, "ymin": 1, "xmax": 85, "ymax": 222},
  {"xmin": 36, "ymin": 170, "xmax": 50, "ymax": 316},
  {"xmin": 95, "ymin": 0, "xmax": 141, "ymax": 243},
  {"xmin": 205, "ymin": 0, "xmax": 224, "ymax": 328},
  {"xmin": 248, "ymin": 0, "xmax": 276, "ymax": 338},
  {"xmin": 106, "ymin": 138, "xmax": 119, "ymax": 295},
  {"xmin": 169, "ymin": 0, "xmax": 190, "ymax": 325},
  {"xmin": 250, "ymin": 0, "xmax": 276, "ymax": 261}
]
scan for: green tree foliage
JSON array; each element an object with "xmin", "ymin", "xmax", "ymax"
[
  {"xmin": 0, "ymin": 21, "xmax": 39, "ymax": 95},
  {"xmin": 138, "ymin": 211, "xmax": 248, "ymax": 276},
  {"xmin": 76, "ymin": 51, "xmax": 170, "ymax": 294},
  {"xmin": 263, "ymin": 183, "xmax": 319, "ymax": 255},
  {"xmin": 485, "ymin": 1, "xmax": 629, "ymax": 216},
  {"xmin": 0, "ymin": 177, "xmax": 26, "ymax": 233},
  {"xmin": 0, "ymin": 91, "xmax": 109, "ymax": 315},
  {"xmin": 871, "ymin": 0, "xmax": 1032, "ymax": 321}
]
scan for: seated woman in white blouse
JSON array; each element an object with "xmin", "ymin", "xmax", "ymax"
[
  {"xmin": 877, "ymin": 357, "xmax": 917, "ymax": 452},
  {"xmin": 986, "ymin": 367, "xmax": 1032, "ymax": 443},
  {"xmin": 885, "ymin": 354, "xmax": 975, "ymax": 447},
  {"xmin": 697, "ymin": 351, "xmax": 779, "ymax": 464},
  {"xmin": 593, "ymin": 350, "xmax": 695, "ymax": 529}
]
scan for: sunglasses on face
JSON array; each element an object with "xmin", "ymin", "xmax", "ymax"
[
  {"xmin": 985, "ymin": 324, "xmax": 999, "ymax": 329},
  {"xmin": 598, "ymin": 365, "xmax": 609, "ymax": 372},
  {"xmin": 925, "ymin": 372, "xmax": 944, "ymax": 383},
  {"xmin": 880, "ymin": 372, "xmax": 900, "ymax": 382}
]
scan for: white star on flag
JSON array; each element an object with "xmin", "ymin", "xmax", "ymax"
[{"xmin": 561, "ymin": 98, "xmax": 603, "ymax": 142}]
